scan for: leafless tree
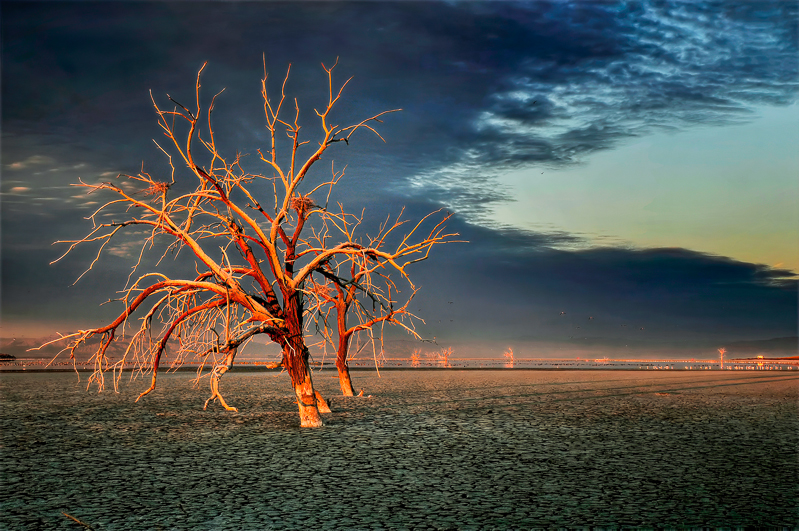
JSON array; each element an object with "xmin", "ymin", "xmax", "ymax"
[
  {"xmin": 39, "ymin": 60, "xmax": 456, "ymax": 427},
  {"xmin": 438, "ymin": 347, "xmax": 453, "ymax": 368},
  {"xmin": 504, "ymin": 347, "xmax": 514, "ymax": 368},
  {"xmin": 306, "ymin": 218, "xmax": 445, "ymax": 395}
]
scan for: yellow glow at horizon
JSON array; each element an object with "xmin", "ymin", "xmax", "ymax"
[{"xmin": 490, "ymin": 105, "xmax": 799, "ymax": 273}]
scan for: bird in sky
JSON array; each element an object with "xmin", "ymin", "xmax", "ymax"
[{"xmin": 560, "ymin": 311, "xmax": 566, "ymax": 315}]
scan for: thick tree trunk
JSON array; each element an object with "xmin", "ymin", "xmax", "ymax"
[
  {"xmin": 283, "ymin": 334, "xmax": 324, "ymax": 426},
  {"xmin": 337, "ymin": 363, "xmax": 356, "ymax": 396},
  {"xmin": 282, "ymin": 288, "xmax": 323, "ymax": 427},
  {"xmin": 292, "ymin": 362, "xmax": 323, "ymax": 428},
  {"xmin": 337, "ymin": 333, "xmax": 356, "ymax": 396}
]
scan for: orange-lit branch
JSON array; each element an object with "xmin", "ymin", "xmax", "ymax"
[
  {"xmin": 45, "ymin": 60, "xmax": 456, "ymax": 426},
  {"xmin": 136, "ymin": 298, "xmax": 228, "ymax": 401}
]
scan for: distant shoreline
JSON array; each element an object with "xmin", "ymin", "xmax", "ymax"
[{"xmin": 2, "ymin": 364, "xmax": 797, "ymax": 374}]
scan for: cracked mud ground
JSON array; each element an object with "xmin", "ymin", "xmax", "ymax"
[{"xmin": 2, "ymin": 370, "xmax": 797, "ymax": 530}]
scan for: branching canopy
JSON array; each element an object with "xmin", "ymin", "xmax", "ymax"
[{"xmin": 39, "ymin": 60, "xmax": 457, "ymax": 417}]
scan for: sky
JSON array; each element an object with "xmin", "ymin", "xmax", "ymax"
[{"xmin": 1, "ymin": 1, "xmax": 797, "ymax": 359}]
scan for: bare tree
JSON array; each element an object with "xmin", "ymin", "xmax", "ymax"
[
  {"xmin": 418, "ymin": 347, "xmax": 452, "ymax": 367},
  {"xmin": 306, "ymin": 216, "xmax": 445, "ymax": 395},
  {"xmin": 40, "ymin": 60, "xmax": 455, "ymax": 427},
  {"xmin": 504, "ymin": 347, "xmax": 514, "ymax": 368},
  {"xmin": 718, "ymin": 347, "xmax": 726, "ymax": 369},
  {"xmin": 438, "ymin": 347, "xmax": 453, "ymax": 368}
]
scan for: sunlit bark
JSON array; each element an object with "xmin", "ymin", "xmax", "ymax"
[
  {"xmin": 308, "ymin": 252, "xmax": 427, "ymax": 396},
  {"xmin": 337, "ymin": 332, "xmax": 356, "ymax": 396},
  {"xmin": 37, "ymin": 59, "xmax": 457, "ymax": 427}
]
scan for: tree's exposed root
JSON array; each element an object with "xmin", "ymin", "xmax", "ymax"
[{"xmin": 315, "ymin": 391, "xmax": 332, "ymax": 413}]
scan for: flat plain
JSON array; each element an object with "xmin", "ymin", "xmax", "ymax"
[{"xmin": 1, "ymin": 369, "xmax": 797, "ymax": 530}]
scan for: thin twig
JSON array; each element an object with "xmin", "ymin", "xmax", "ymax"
[{"xmin": 62, "ymin": 512, "xmax": 95, "ymax": 530}]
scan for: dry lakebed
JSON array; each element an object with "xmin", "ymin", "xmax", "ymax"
[{"xmin": 1, "ymin": 369, "xmax": 797, "ymax": 530}]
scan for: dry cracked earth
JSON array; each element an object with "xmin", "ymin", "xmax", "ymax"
[{"xmin": 1, "ymin": 369, "xmax": 797, "ymax": 530}]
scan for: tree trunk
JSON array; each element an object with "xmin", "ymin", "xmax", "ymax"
[
  {"xmin": 337, "ymin": 363, "xmax": 356, "ymax": 396},
  {"xmin": 292, "ymin": 360, "xmax": 323, "ymax": 427},
  {"xmin": 337, "ymin": 333, "xmax": 356, "ymax": 396},
  {"xmin": 282, "ymin": 288, "xmax": 323, "ymax": 427}
]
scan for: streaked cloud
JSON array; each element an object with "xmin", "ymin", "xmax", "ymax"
[
  {"xmin": 405, "ymin": 1, "xmax": 798, "ymax": 215},
  {"xmin": 1, "ymin": 0, "xmax": 795, "ymax": 347},
  {"xmin": 6, "ymin": 154, "xmax": 53, "ymax": 170}
]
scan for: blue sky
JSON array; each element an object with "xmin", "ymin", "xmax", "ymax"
[
  {"xmin": 1, "ymin": 1, "xmax": 796, "ymax": 358},
  {"xmin": 488, "ymin": 104, "xmax": 798, "ymax": 270}
]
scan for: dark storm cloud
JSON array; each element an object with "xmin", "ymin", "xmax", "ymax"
[
  {"xmin": 5, "ymin": 2, "xmax": 795, "ymax": 147},
  {"xmin": 3, "ymin": 2, "xmax": 795, "ymax": 184},
  {"xmin": 410, "ymin": 218, "xmax": 798, "ymax": 347},
  {"xmin": 338, "ymin": 0, "xmax": 796, "ymax": 216},
  {"xmin": 446, "ymin": 1, "xmax": 798, "ymax": 174},
  {"xmin": 1, "ymin": 1, "xmax": 797, "ymax": 346}
]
